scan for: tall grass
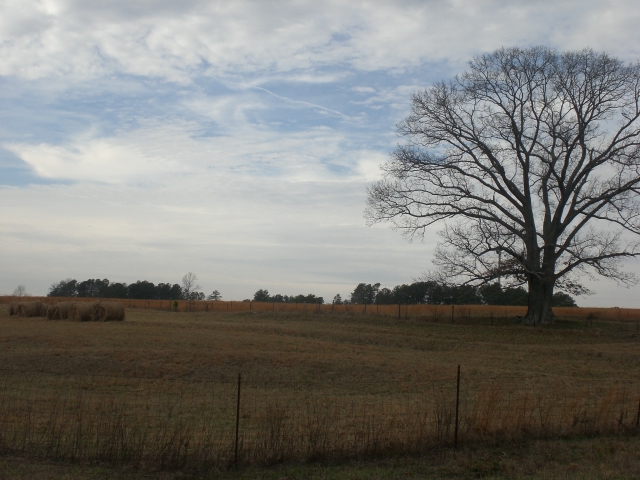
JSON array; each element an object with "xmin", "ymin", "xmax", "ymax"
[
  {"xmin": 0, "ymin": 369, "xmax": 637, "ymax": 472},
  {"xmin": 3, "ymin": 296, "xmax": 639, "ymax": 323}
]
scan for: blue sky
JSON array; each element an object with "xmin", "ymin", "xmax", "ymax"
[{"xmin": 2, "ymin": 0, "xmax": 640, "ymax": 305}]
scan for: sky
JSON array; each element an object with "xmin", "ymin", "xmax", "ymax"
[{"xmin": 2, "ymin": 0, "xmax": 640, "ymax": 306}]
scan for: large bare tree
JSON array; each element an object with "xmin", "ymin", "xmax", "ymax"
[{"xmin": 366, "ymin": 47, "xmax": 640, "ymax": 325}]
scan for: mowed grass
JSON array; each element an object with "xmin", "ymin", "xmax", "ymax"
[{"xmin": 1, "ymin": 305, "xmax": 640, "ymax": 476}]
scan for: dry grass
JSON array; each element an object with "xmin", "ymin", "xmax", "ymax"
[
  {"xmin": 2, "ymin": 436, "xmax": 640, "ymax": 479},
  {"xmin": 0, "ymin": 306, "xmax": 639, "ymax": 473},
  {"xmin": 4, "ymin": 295, "xmax": 640, "ymax": 322}
]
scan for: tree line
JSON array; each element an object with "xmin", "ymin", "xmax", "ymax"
[
  {"xmin": 48, "ymin": 273, "xmax": 221, "ymax": 301},
  {"xmin": 251, "ymin": 289, "xmax": 324, "ymax": 304},
  {"xmin": 250, "ymin": 282, "xmax": 577, "ymax": 307},
  {"xmin": 46, "ymin": 276, "xmax": 575, "ymax": 307},
  {"xmin": 342, "ymin": 282, "xmax": 577, "ymax": 307}
]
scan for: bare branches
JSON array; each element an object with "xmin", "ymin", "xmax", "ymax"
[{"xmin": 366, "ymin": 47, "xmax": 640, "ymax": 306}]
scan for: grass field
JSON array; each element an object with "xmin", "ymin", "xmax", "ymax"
[{"xmin": 1, "ymin": 305, "xmax": 640, "ymax": 477}]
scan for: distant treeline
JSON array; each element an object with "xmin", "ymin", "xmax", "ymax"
[
  {"xmin": 251, "ymin": 289, "xmax": 324, "ymax": 304},
  {"xmin": 48, "ymin": 278, "xmax": 198, "ymax": 300},
  {"xmin": 251, "ymin": 282, "xmax": 576, "ymax": 307},
  {"xmin": 48, "ymin": 278, "xmax": 576, "ymax": 307},
  {"xmin": 344, "ymin": 281, "xmax": 577, "ymax": 307}
]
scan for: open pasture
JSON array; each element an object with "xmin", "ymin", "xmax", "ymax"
[{"xmin": 1, "ymin": 305, "xmax": 640, "ymax": 472}]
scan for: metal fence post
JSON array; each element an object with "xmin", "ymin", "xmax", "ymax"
[
  {"xmin": 454, "ymin": 365, "xmax": 460, "ymax": 449},
  {"xmin": 235, "ymin": 373, "xmax": 242, "ymax": 467}
]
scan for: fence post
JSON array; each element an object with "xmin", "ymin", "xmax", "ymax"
[
  {"xmin": 451, "ymin": 305, "xmax": 455, "ymax": 323},
  {"xmin": 235, "ymin": 373, "xmax": 242, "ymax": 467},
  {"xmin": 398, "ymin": 304, "xmax": 401, "ymax": 319},
  {"xmin": 454, "ymin": 365, "xmax": 460, "ymax": 449}
]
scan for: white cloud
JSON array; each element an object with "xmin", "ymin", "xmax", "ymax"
[
  {"xmin": 1, "ymin": 1, "xmax": 639, "ymax": 83},
  {"xmin": 4, "ymin": 115, "xmax": 386, "ymax": 185},
  {"xmin": 5, "ymin": 126, "xmax": 188, "ymax": 184},
  {"xmin": 2, "ymin": 0, "xmax": 640, "ymax": 307}
]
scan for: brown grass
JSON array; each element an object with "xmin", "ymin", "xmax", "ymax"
[
  {"xmin": 91, "ymin": 301, "xmax": 125, "ymax": 322},
  {"xmin": 3, "ymin": 295, "xmax": 640, "ymax": 322},
  {"xmin": 0, "ymin": 306, "xmax": 639, "ymax": 472}
]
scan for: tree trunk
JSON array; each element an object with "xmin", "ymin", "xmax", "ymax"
[{"xmin": 524, "ymin": 276, "xmax": 555, "ymax": 326}]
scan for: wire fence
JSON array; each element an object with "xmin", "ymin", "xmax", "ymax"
[{"xmin": 1, "ymin": 367, "xmax": 638, "ymax": 471}]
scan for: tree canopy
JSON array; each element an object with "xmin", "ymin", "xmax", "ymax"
[
  {"xmin": 252, "ymin": 289, "xmax": 324, "ymax": 304},
  {"xmin": 367, "ymin": 47, "xmax": 640, "ymax": 324},
  {"xmin": 49, "ymin": 278, "xmax": 186, "ymax": 300},
  {"xmin": 349, "ymin": 280, "xmax": 576, "ymax": 306}
]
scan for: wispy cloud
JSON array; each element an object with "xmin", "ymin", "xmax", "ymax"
[{"xmin": 1, "ymin": 0, "xmax": 639, "ymax": 304}]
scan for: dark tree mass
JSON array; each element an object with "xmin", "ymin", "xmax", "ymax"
[
  {"xmin": 49, "ymin": 278, "xmax": 184, "ymax": 300},
  {"xmin": 252, "ymin": 289, "xmax": 324, "ymax": 304},
  {"xmin": 367, "ymin": 47, "xmax": 640, "ymax": 324},
  {"xmin": 349, "ymin": 281, "xmax": 576, "ymax": 307}
]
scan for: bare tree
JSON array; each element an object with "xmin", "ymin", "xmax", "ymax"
[
  {"xmin": 366, "ymin": 47, "xmax": 640, "ymax": 325},
  {"xmin": 12, "ymin": 285, "xmax": 28, "ymax": 297},
  {"xmin": 181, "ymin": 272, "xmax": 201, "ymax": 300}
]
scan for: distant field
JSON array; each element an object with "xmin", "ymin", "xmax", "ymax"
[
  {"xmin": 1, "ymin": 305, "xmax": 640, "ymax": 474},
  {"xmin": 3, "ymin": 295, "xmax": 640, "ymax": 322}
]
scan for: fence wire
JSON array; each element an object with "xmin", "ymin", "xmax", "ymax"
[{"xmin": 0, "ymin": 367, "xmax": 638, "ymax": 471}]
